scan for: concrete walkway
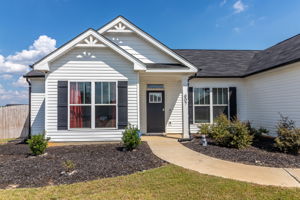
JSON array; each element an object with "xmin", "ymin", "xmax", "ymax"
[{"xmin": 143, "ymin": 136, "xmax": 300, "ymax": 187}]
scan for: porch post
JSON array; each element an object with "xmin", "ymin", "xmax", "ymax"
[{"xmin": 182, "ymin": 76, "xmax": 189, "ymax": 138}]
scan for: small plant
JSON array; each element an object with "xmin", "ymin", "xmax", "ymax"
[
  {"xmin": 27, "ymin": 134, "xmax": 49, "ymax": 156},
  {"xmin": 122, "ymin": 124, "xmax": 141, "ymax": 151},
  {"xmin": 198, "ymin": 124, "xmax": 211, "ymax": 136},
  {"xmin": 209, "ymin": 114, "xmax": 253, "ymax": 149},
  {"xmin": 275, "ymin": 114, "xmax": 300, "ymax": 154},
  {"xmin": 62, "ymin": 160, "xmax": 76, "ymax": 173}
]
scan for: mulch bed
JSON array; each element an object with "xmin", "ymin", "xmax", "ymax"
[
  {"xmin": 182, "ymin": 136, "xmax": 300, "ymax": 168},
  {"xmin": 0, "ymin": 142, "xmax": 165, "ymax": 189}
]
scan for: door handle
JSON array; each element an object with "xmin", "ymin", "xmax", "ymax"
[{"xmin": 162, "ymin": 108, "xmax": 165, "ymax": 111}]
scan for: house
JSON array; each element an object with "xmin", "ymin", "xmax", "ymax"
[{"xmin": 24, "ymin": 16, "xmax": 300, "ymax": 141}]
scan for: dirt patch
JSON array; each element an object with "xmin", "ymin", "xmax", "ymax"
[
  {"xmin": 182, "ymin": 137, "xmax": 300, "ymax": 168},
  {"xmin": 0, "ymin": 142, "xmax": 165, "ymax": 189}
]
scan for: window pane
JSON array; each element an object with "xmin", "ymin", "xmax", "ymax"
[
  {"xmin": 213, "ymin": 88, "xmax": 218, "ymax": 104},
  {"xmin": 102, "ymin": 82, "xmax": 109, "ymax": 104},
  {"xmin": 70, "ymin": 106, "xmax": 91, "ymax": 128},
  {"xmin": 204, "ymin": 88, "xmax": 210, "ymax": 104},
  {"xmin": 194, "ymin": 88, "xmax": 200, "ymax": 105},
  {"xmin": 95, "ymin": 82, "xmax": 116, "ymax": 104},
  {"xmin": 195, "ymin": 106, "xmax": 210, "ymax": 123},
  {"xmin": 70, "ymin": 82, "xmax": 91, "ymax": 104},
  {"xmin": 110, "ymin": 82, "xmax": 116, "ymax": 104},
  {"xmin": 213, "ymin": 106, "xmax": 228, "ymax": 122},
  {"xmin": 199, "ymin": 89, "xmax": 205, "ymax": 104},
  {"xmin": 218, "ymin": 88, "xmax": 223, "ymax": 104},
  {"xmin": 223, "ymin": 88, "xmax": 228, "ymax": 104},
  {"xmin": 95, "ymin": 106, "xmax": 116, "ymax": 128}
]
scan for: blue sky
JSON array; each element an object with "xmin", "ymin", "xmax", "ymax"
[{"xmin": 0, "ymin": 0, "xmax": 300, "ymax": 105}]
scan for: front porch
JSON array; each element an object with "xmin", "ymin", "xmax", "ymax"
[{"xmin": 139, "ymin": 73, "xmax": 190, "ymax": 138}]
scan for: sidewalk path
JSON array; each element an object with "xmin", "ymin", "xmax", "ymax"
[{"xmin": 143, "ymin": 136, "xmax": 300, "ymax": 187}]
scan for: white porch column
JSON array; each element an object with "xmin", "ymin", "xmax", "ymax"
[{"xmin": 182, "ymin": 76, "xmax": 189, "ymax": 138}]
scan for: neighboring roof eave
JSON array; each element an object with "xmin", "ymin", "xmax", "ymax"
[
  {"xmin": 23, "ymin": 70, "xmax": 45, "ymax": 78},
  {"xmin": 33, "ymin": 28, "xmax": 146, "ymax": 71},
  {"xmin": 98, "ymin": 16, "xmax": 198, "ymax": 73}
]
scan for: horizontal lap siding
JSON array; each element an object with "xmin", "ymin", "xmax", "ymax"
[
  {"xmin": 246, "ymin": 62, "xmax": 300, "ymax": 136},
  {"xmin": 189, "ymin": 78, "xmax": 247, "ymax": 133},
  {"xmin": 31, "ymin": 79, "xmax": 45, "ymax": 135},
  {"xmin": 46, "ymin": 47, "xmax": 138, "ymax": 141},
  {"xmin": 104, "ymin": 33, "xmax": 177, "ymax": 63},
  {"xmin": 140, "ymin": 77, "xmax": 182, "ymax": 134}
]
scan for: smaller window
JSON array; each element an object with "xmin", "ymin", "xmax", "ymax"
[
  {"xmin": 149, "ymin": 92, "xmax": 162, "ymax": 103},
  {"xmin": 147, "ymin": 84, "xmax": 164, "ymax": 89}
]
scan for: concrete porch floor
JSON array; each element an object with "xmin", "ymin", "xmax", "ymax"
[{"xmin": 142, "ymin": 135, "xmax": 300, "ymax": 188}]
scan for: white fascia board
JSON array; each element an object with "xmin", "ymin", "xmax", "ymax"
[
  {"xmin": 145, "ymin": 69, "xmax": 196, "ymax": 73},
  {"xmin": 98, "ymin": 17, "xmax": 198, "ymax": 73},
  {"xmin": 33, "ymin": 29, "xmax": 146, "ymax": 71}
]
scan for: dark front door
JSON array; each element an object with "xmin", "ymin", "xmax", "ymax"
[{"xmin": 147, "ymin": 91, "xmax": 165, "ymax": 133}]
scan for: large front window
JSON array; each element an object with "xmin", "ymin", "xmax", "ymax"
[
  {"xmin": 194, "ymin": 87, "xmax": 229, "ymax": 124},
  {"xmin": 69, "ymin": 81, "xmax": 117, "ymax": 129}
]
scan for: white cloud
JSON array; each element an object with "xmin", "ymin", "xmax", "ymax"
[
  {"xmin": 1, "ymin": 74, "xmax": 13, "ymax": 80},
  {"xmin": 0, "ymin": 84, "xmax": 27, "ymax": 101},
  {"xmin": 12, "ymin": 76, "xmax": 27, "ymax": 87},
  {"xmin": 233, "ymin": 0, "xmax": 247, "ymax": 13},
  {"xmin": 0, "ymin": 35, "xmax": 56, "ymax": 73}
]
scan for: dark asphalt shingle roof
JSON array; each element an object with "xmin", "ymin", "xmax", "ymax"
[
  {"xmin": 23, "ymin": 70, "xmax": 45, "ymax": 78},
  {"xmin": 174, "ymin": 34, "xmax": 300, "ymax": 77},
  {"xmin": 173, "ymin": 49, "xmax": 259, "ymax": 77}
]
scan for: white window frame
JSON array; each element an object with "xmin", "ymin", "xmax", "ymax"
[
  {"xmin": 193, "ymin": 87, "xmax": 230, "ymax": 124},
  {"xmin": 68, "ymin": 80, "xmax": 118, "ymax": 130}
]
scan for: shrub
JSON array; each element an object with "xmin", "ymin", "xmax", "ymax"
[
  {"xmin": 27, "ymin": 134, "xmax": 49, "ymax": 156},
  {"xmin": 62, "ymin": 160, "xmax": 76, "ymax": 172},
  {"xmin": 229, "ymin": 120, "xmax": 253, "ymax": 149},
  {"xmin": 275, "ymin": 115, "xmax": 300, "ymax": 154},
  {"xmin": 198, "ymin": 124, "xmax": 211, "ymax": 136},
  {"xmin": 122, "ymin": 124, "xmax": 141, "ymax": 151},
  {"xmin": 209, "ymin": 114, "xmax": 253, "ymax": 149}
]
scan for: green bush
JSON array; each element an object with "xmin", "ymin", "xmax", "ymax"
[
  {"xmin": 209, "ymin": 114, "xmax": 253, "ymax": 149},
  {"xmin": 228, "ymin": 120, "xmax": 253, "ymax": 149},
  {"xmin": 275, "ymin": 115, "xmax": 300, "ymax": 154},
  {"xmin": 27, "ymin": 134, "xmax": 49, "ymax": 156},
  {"xmin": 122, "ymin": 125, "xmax": 141, "ymax": 151},
  {"xmin": 198, "ymin": 124, "xmax": 211, "ymax": 136}
]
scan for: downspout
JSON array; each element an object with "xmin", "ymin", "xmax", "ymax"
[
  {"xmin": 178, "ymin": 72, "xmax": 198, "ymax": 142},
  {"xmin": 25, "ymin": 78, "xmax": 31, "ymax": 140}
]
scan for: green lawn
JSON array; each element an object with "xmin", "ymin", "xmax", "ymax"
[{"xmin": 0, "ymin": 164, "xmax": 299, "ymax": 200}]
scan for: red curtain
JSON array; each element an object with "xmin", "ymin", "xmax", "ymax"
[{"xmin": 70, "ymin": 83, "xmax": 83, "ymax": 128}]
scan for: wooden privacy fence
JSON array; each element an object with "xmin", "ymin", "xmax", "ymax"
[{"xmin": 0, "ymin": 105, "xmax": 29, "ymax": 139}]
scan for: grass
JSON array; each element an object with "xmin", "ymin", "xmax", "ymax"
[
  {"xmin": 0, "ymin": 138, "xmax": 15, "ymax": 145},
  {"xmin": 0, "ymin": 165, "xmax": 299, "ymax": 200}
]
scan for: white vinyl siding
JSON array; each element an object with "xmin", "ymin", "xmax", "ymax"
[
  {"xmin": 45, "ymin": 47, "xmax": 138, "ymax": 142},
  {"xmin": 104, "ymin": 33, "xmax": 178, "ymax": 63},
  {"xmin": 189, "ymin": 78, "xmax": 247, "ymax": 134},
  {"xmin": 140, "ymin": 75, "xmax": 183, "ymax": 134},
  {"xmin": 246, "ymin": 62, "xmax": 300, "ymax": 136},
  {"xmin": 30, "ymin": 79, "xmax": 45, "ymax": 135}
]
